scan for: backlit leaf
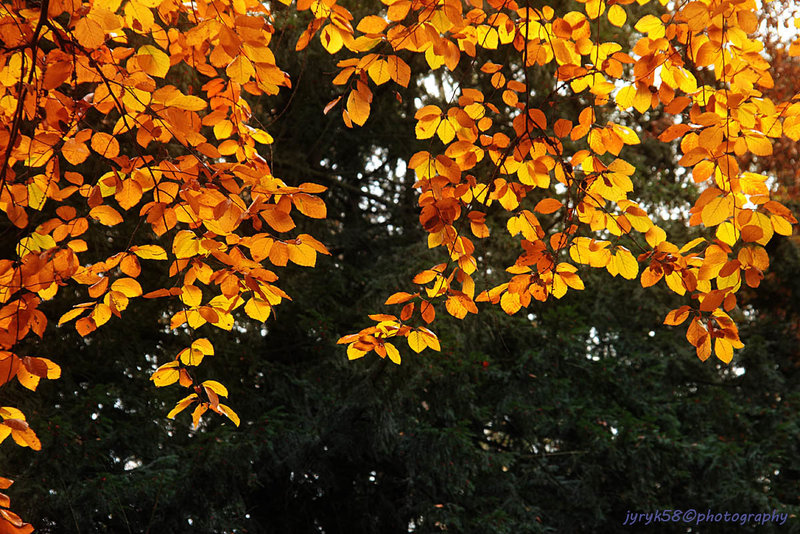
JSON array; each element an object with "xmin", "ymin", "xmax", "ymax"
[
  {"xmin": 137, "ymin": 45, "xmax": 170, "ymax": 78},
  {"xmin": 407, "ymin": 331, "xmax": 426, "ymax": 353},
  {"xmin": 608, "ymin": 4, "xmax": 626, "ymax": 26},
  {"xmin": 217, "ymin": 403, "xmax": 240, "ymax": 426},
  {"xmin": 131, "ymin": 245, "xmax": 167, "ymax": 260},
  {"xmin": 89, "ymin": 205, "xmax": 124, "ymax": 226},
  {"xmin": 384, "ymin": 343, "xmax": 401, "ymax": 364},
  {"xmin": 534, "ymin": 198, "xmax": 562, "ymax": 214},
  {"xmin": 701, "ymin": 194, "xmax": 733, "ymax": 227},
  {"xmin": 151, "ymin": 361, "xmax": 180, "ymax": 387}
]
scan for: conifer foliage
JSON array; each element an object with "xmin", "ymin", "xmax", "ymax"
[{"xmin": 0, "ymin": 0, "xmax": 798, "ymax": 528}]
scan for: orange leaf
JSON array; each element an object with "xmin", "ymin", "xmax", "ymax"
[
  {"xmin": 91, "ymin": 133, "xmax": 120, "ymax": 158},
  {"xmin": 386, "ymin": 55, "xmax": 411, "ymax": 87},
  {"xmin": 385, "ymin": 292, "xmax": 415, "ymax": 305},
  {"xmin": 357, "ymin": 15, "xmax": 388, "ymax": 34},
  {"xmin": 89, "ymin": 205, "xmax": 123, "ymax": 226},
  {"xmin": 346, "ymin": 92, "xmax": 369, "ymax": 127},
  {"xmin": 323, "ymin": 96, "xmax": 342, "ymax": 115},
  {"xmin": 534, "ymin": 198, "xmax": 562, "ymax": 214},
  {"xmin": 699, "ymin": 289, "xmax": 725, "ymax": 312},
  {"xmin": 62, "ymin": 139, "xmax": 90, "ymax": 165},
  {"xmin": 553, "ymin": 119, "xmax": 572, "ymax": 138},
  {"xmin": 412, "ymin": 270, "xmax": 437, "ymax": 284},
  {"xmin": 115, "ymin": 179, "xmax": 143, "ymax": 211},
  {"xmin": 293, "ymin": 194, "xmax": 327, "ymax": 219},
  {"xmin": 420, "ymin": 300, "xmax": 435, "ymax": 323},
  {"xmin": 664, "ymin": 306, "xmax": 691, "ymax": 326},
  {"xmin": 227, "ymin": 55, "xmax": 255, "ymax": 85}
]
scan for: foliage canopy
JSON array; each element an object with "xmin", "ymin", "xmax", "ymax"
[{"xmin": 0, "ymin": 0, "xmax": 799, "ymax": 528}]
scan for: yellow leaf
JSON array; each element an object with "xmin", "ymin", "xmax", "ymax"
[
  {"xmin": 131, "ymin": 245, "xmax": 167, "ymax": 260},
  {"xmin": 92, "ymin": 302, "xmax": 112, "ymax": 327},
  {"xmin": 645, "ymin": 225, "xmax": 666, "ymax": 247},
  {"xmin": 607, "ymin": 4, "xmax": 626, "ymax": 27},
  {"xmin": 245, "ymin": 297, "xmax": 271, "ymax": 322},
  {"xmin": 202, "ymin": 380, "xmax": 228, "ymax": 397},
  {"xmin": 632, "ymin": 86, "xmax": 652, "ymax": 114},
  {"xmin": 320, "ymin": 24, "xmax": 344, "ymax": 54},
  {"xmin": 612, "ymin": 248, "xmax": 638, "ymax": 279},
  {"xmin": 173, "ymin": 230, "xmax": 200, "ymax": 258},
  {"xmin": 217, "ymin": 403, "xmax": 240, "ymax": 426},
  {"xmin": 783, "ymin": 115, "xmax": 800, "ymax": 141},
  {"xmin": 111, "ymin": 278, "xmax": 142, "ymax": 297},
  {"xmin": 744, "ymin": 133, "xmax": 772, "ymax": 156},
  {"xmin": 38, "ymin": 282, "xmax": 58, "ymax": 300},
  {"xmin": 58, "ymin": 307, "xmax": 87, "ymax": 326},
  {"xmin": 749, "ymin": 211, "xmax": 774, "ymax": 246},
  {"xmin": 27, "ymin": 181, "xmax": 45, "ymax": 210},
  {"xmin": 701, "ymin": 194, "xmax": 733, "ymax": 227},
  {"xmin": 347, "ymin": 343, "xmax": 367, "ymax": 360},
  {"xmin": 715, "ymin": 221, "xmax": 739, "ymax": 246},
  {"xmin": 151, "ymin": 361, "xmax": 180, "ymax": 387},
  {"xmin": 772, "ymin": 213, "xmax": 793, "ymax": 236},
  {"xmin": 714, "ymin": 338, "xmax": 733, "ymax": 364},
  {"xmin": 288, "ymin": 243, "xmax": 317, "ymax": 267},
  {"xmin": 137, "ymin": 45, "xmax": 170, "ymax": 78},
  {"xmin": 615, "ymin": 85, "xmax": 635, "ymax": 110},
  {"xmin": 418, "ymin": 328, "xmax": 440, "ymax": 351},
  {"xmin": 384, "ymin": 342, "xmax": 401, "ymax": 364},
  {"xmin": 407, "ymin": 331, "xmax": 426, "ymax": 353},
  {"xmin": 178, "ymin": 346, "xmax": 202, "ymax": 365},
  {"xmin": 193, "ymin": 338, "xmax": 214, "ymax": 356},
  {"xmin": 634, "ymin": 14, "xmax": 665, "ymax": 39},
  {"xmin": 500, "ymin": 291, "xmax": 521, "ymax": 314},
  {"xmin": 367, "ymin": 59, "xmax": 391, "ymax": 85},
  {"xmin": 180, "ymin": 285, "xmax": 202, "ymax": 307},
  {"xmin": 436, "ymin": 117, "xmax": 457, "ymax": 144},
  {"xmin": 124, "ymin": 0, "xmax": 154, "ymax": 31},
  {"xmin": 167, "ymin": 394, "xmax": 197, "ymax": 419}
]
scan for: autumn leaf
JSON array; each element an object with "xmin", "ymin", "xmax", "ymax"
[
  {"xmin": 89, "ymin": 206, "xmax": 124, "ymax": 226},
  {"xmin": 534, "ymin": 198, "xmax": 562, "ymax": 214},
  {"xmin": 293, "ymin": 194, "xmax": 327, "ymax": 219},
  {"xmin": 91, "ymin": 133, "xmax": 121, "ymax": 158},
  {"xmin": 0, "ymin": 0, "xmax": 795, "ymax": 513},
  {"xmin": 151, "ymin": 361, "xmax": 180, "ymax": 387},
  {"xmin": 385, "ymin": 292, "xmax": 415, "ymax": 305},
  {"xmin": 608, "ymin": 4, "xmax": 627, "ymax": 27},
  {"xmin": 346, "ymin": 89, "xmax": 371, "ymax": 126},
  {"xmin": 407, "ymin": 331, "xmax": 426, "ymax": 353},
  {"xmin": 131, "ymin": 245, "xmax": 168, "ymax": 260},
  {"xmin": 701, "ymin": 194, "xmax": 734, "ymax": 228},
  {"xmin": 137, "ymin": 45, "xmax": 171, "ymax": 78}
]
